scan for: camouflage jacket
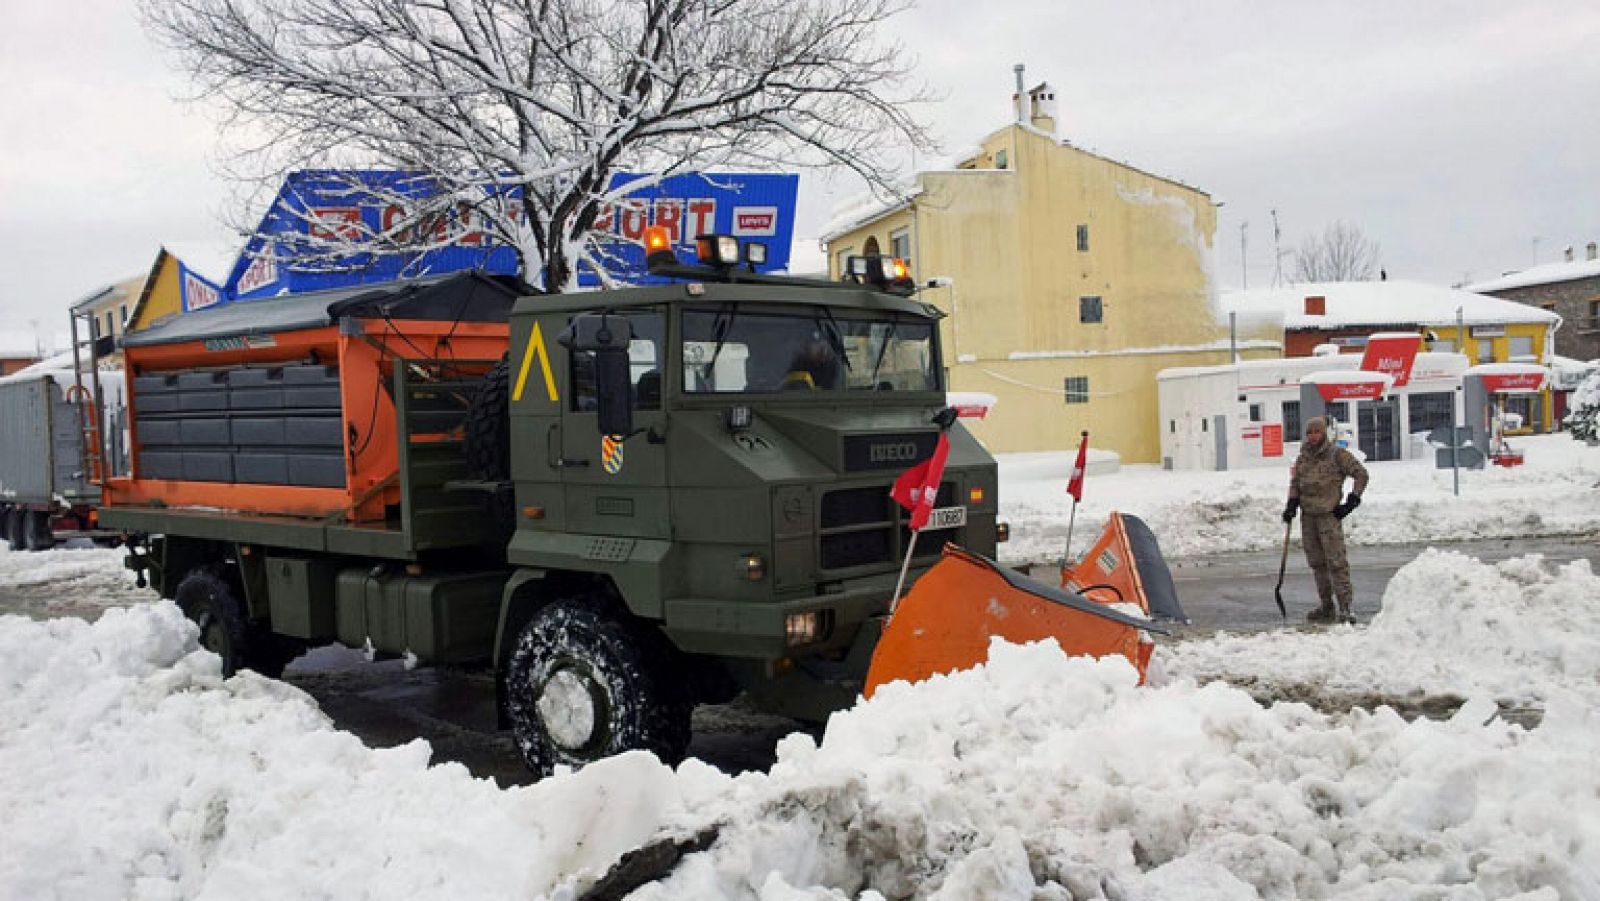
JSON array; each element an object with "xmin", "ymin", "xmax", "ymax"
[{"xmin": 1289, "ymin": 440, "xmax": 1369, "ymax": 515}]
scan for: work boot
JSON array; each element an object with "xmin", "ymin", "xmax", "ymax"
[
  {"xmin": 1338, "ymin": 602, "xmax": 1356, "ymax": 625},
  {"xmin": 1306, "ymin": 602, "xmax": 1336, "ymax": 623}
]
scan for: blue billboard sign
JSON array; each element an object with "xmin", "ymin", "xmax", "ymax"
[
  {"xmin": 177, "ymin": 260, "xmax": 225, "ymax": 313},
  {"xmin": 221, "ymin": 170, "xmax": 798, "ymax": 302}
]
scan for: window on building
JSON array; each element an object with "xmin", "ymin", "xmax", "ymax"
[
  {"xmin": 89, "ymin": 315, "xmax": 100, "ymax": 339},
  {"xmin": 1590, "ymin": 299, "xmax": 1600, "ymax": 325},
  {"xmin": 1169, "ymin": 420, "xmax": 1176, "ymax": 433},
  {"xmin": 1076, "ymin": 224, "xmax": 1089, "ymax": 252},
  {"xmin": 1327, "ymin": 402, "xmax": 1351, "ymax": 424},
  {"xmin": 890, "ymin": 229, "xmax": 910, "ymax": 261},
  {"xmin": 1282, "ymin": 400, "xmax": 1302, "ymax": 439},
  {"xmin": 995, "ymin": 149, "xmax": 1008, "ymax": 170},
  {"xmin": 1079, "ymin": 295, "xmax": 1103, "ymax": 324},
  {"xmin": 1508, "ymin": 335, "xmax": 1535, "ymax": 361},
  {"xmin": 120, "ymin": 304, "xmax": 129, "ymax": 326},
  {"xmin": 1431, "ymin": 339, "xmax": 1456, "ymax": 353},
  {"xmin": 834, "ymin": 247, "xmax": 853, "ymax": 278},
  {"xmin": 1408, "ymin": 392, "xmax": 1454, "ymax": 437},
  {"xmin": 1476, "ymin": 339, "xmax": 1495, "ymax": 364},
  {"xmin": 1063, "ymin": 376, "xmax": 1089, "ymax": 404},
  {"xmin": 105, "ymin": 311, "xmax": 115, "ymax": 338},
  {"xmin": 1248, "ymin": 403, "xmax": 1264, "ymax": 423}
]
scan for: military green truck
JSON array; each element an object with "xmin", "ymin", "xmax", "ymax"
[{"xmin": 104, "ymin": 241, "xmax": 999, "ymax": 775}]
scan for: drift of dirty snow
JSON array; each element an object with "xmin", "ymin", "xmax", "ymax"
[
  {"xmin": 4, "ymin": 549, "xmax": 1599, "ymax": 899},
  {"xmin": 0, "ymin": 543, "xmax": 154, "ymax": 618},
  {"xmin": 1000, "ymin": 433, "xmax": 1600, "ymax": 565}
]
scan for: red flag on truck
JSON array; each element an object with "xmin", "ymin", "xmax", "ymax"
[
  {"xmin": 1066, "ymin": 432, "xmax": 1089, "ymax": 501},
  {"xmin": 891, "ymin": 434, "xmax": 951, "ymax": 531}
]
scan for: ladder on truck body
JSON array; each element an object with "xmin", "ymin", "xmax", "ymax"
[{"xmin": 67, "ymin": 306, "xmax": 110, "ymax": 487}]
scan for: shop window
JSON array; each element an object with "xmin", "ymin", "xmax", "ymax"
[
  {"xmin": 1079, "ymin": 296, "xmax": 1103, "ymax": 324},
  {"xmin": 1077, "ymin": 224, "xmax": 1090, "ymax": 252},
  {"xmin": 1408, "ymin": 392, "xmax": 1453, "ymax": 437},
  {"xmin": 1063, "ymin": 376, "xmax": 1089, "ymax": 404},
  {"xmin": 1282, "ymin": 400, "xmax": 1301, "ymax": 439},
  {"xmin": 1327, "ymin": 402, "xmax": 1351, "ymax": 424},
  {"xmin": 890, "ymin": 229, "xmax": 910, "ymax": 261}
]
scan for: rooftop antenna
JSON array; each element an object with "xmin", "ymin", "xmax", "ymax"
[
  {"xmin": 1270, "ymin": 209, "xmax": 1286, "ymax": 288},
  {"xmin": 1239, "ymin": 221, "xmax": 1249, "ymax": 290}
]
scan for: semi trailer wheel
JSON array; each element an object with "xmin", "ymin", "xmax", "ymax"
[
  {"xmin": 0, "ymin": 506, "xmax": 14, "ymax": 547},
  {"xmin": 173, "ymin": 567, "xmax": 297, "ymax": 678},
  {"xmin": 505, "ymin": 599, "xmax": 691, "ymax": 777},
  {"xmin": 23, "ymin": 511, "xmax": 55, "ymax": 552}
]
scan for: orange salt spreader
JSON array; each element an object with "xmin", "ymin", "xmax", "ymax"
[{"xmin": 864, "ymin": 512, "xmax": 1188, "ymax": 697}]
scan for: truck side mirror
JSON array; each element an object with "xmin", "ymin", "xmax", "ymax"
[
  {"xmin": 594, "ymin": 348, "xmax": 633, "ymax": 437},
  {"xmin": 559, "ymin": 313, "xmax": 636, "ymax": 437}
]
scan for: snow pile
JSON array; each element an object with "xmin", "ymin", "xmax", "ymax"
[
  {"xmin": 1001, "ymin": 433, "xmax": 1600, "ymax": 563},
  {"xmin": 1565, "ymin": 367, "xmax": 1600, "ymax": 442},
  {"xmin": 0, "ymin": 603, "xmax": 693, "ymax": 900},
  {"xmin": 0, "ymin": 544, "xmax": 154, "ymax": 617},
  {"xmin": 1168, "ymin": 549, "xmax": 1600, "ymax": 708},
  {"xmin": 5, "ymin": 551, "xmax": 1600, "ymax": 898}
]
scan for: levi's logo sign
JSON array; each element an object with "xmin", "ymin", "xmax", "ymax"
[{"xmin": 732, "ymin": 206, "xmax": 778, "ymax": 237}]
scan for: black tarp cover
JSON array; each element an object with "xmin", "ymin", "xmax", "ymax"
[{"xmin": 121, "ymin": 272, "xmax": 533, "ymax": 348}]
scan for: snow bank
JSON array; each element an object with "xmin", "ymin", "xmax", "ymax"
[
  {"xmin": 1168, "ymin": 549, "xmax": 1600, "ymax": 708},
  {"xmin": 0, "ymin": 603, "xmax": 692, "ymax": 900},
  {"xmin": 5, "ymin": 551, "xmax": 1600, "ymax": 898},
  {"xmin": 1001, "ymin": 433, "xmax": 1600, "ymax": 564}
]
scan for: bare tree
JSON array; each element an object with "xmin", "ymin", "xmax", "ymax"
[
  {"xmin": 1291, "ymin": 221, "xmax": 1383, "ymax": 282},
  {"xmin": 141, "ymin": 0, "xmax": 932, "ymax": 291}
]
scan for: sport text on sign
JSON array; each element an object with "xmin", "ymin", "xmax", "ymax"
[{"xmin": 593, "ymin": 198, "xmax": 717, "ymax": 245}]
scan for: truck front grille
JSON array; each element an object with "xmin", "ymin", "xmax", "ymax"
[{"xmin": 818, "ymin": 482, "xmax": 956, "ymax": 571}]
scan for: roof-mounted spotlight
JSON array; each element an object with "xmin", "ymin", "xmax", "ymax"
[{"xmin": 696, "ymin": 233, "xmax": 740, "ymax": 268}]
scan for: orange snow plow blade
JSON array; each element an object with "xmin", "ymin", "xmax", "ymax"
[
  {"xmin": 1061, "ymin": 511, "xmax": 1188, "ymax": 624},
  {"xmin": 864, "ymin": 514, "xmax": 1185, "ymax": 698}
]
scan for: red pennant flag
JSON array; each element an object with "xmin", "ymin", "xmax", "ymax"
[
  {"xmin": 891, "ymin": 434, "xmax": 951, "ymax": 531},
  {"xmin": 1066, "ymin": 432, "xmax": 1089, "ymax": 502}
]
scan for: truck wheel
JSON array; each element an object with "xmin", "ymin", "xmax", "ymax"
[
  {"xmin": 23, "ymin": 511, "xmax": 55, "ymax": 552},
  {"xmin": 506, "ymin": 599, "xmax": 691, "ymax": 777},
  {"xmin": 465, "ymin": 355, "xmax": 511, "ymax": 481},
  {"xmin": 5, "ymin": 508, "xmax": 26, "ymax": 551},
  {"xmin": 0, "ymin": 505, "xmax": 11, "ymax": 544},
  {"xmin": 173, "ymin": 567, "xmax": 295, "ymax": 679}
]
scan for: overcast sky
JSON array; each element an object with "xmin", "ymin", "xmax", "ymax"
[{"xmin": 3, "ymin": 1, "xmax": 1599, "ymax": 337}]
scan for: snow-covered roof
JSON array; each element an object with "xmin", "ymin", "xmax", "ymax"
[
  {"xmin": 1461, "ymin": 256, "xmax": 1600, "ymax": 293},
  {"xmin": 817, "ymin": 180, "xmax": 925, "ymax": 243},
  {"xmin": 1223, "ymin": 280, "xmax": 1560, "ymax": 330},
  {"xmin": 0, "ymin": 331, "xmax": 44, "ymax": 358},
  {"xmin": 1301, "ymin": 370, "xmax": 1394, "ymax": 387}
]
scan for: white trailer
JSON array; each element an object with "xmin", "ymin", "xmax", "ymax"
[{"xmin": 1157, "ymin": 351, "xmax": 1469, "ymax": 471}]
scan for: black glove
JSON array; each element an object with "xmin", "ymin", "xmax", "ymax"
[
  {"xmin": 1334, "ymin": 493, "xmax": 1362, "ymax": 520},
  {"xmin": 1282, "ymin": 498, "xmax": 1299, "ymax": 524}
]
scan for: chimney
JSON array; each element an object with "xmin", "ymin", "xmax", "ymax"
[
  {"xmin": 1588, "ymin": 241, "xmax": 1597, "ymax": 261},
  {"xmin": 1012, "ymin": 64, "xmax": 1026, "ymax": 122},
  {"xmin": 1304, "ymin": 295, "xmax": 1326, "ymax": 316},
  {"xmin": 1028, "ymin": 82, "xmax": 1058, "ymax": 135}
]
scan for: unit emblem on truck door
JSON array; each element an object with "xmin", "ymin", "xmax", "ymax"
[{"xmin": 601, "ymin": 435, "xmax": 625, "ymax": 474}]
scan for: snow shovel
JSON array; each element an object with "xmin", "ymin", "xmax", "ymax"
[{"xmin": 1272, "ymin": 521, "xmax": 1290, "ymax": 620}]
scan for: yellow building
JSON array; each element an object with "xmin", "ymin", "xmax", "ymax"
[
  {"xmin": 822, "ymin": 81, "xmax": 1278, "ymax": 462},
  {"xmin": 69, "ymin": 273, "xmax": 146, "ymax": 366},
  {"xmin": 126, "ymin": 246, "xmax": 224, "ymax": 333}
]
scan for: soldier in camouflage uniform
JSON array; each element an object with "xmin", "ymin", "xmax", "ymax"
[{"xmin": 1282, "ymin": 416, "xmax": 1369, "ymax": 624}]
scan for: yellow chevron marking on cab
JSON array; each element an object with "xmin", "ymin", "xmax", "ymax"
[{"xmin": 512, "ymin": 321, "xmax": 559, "ymax": 403}]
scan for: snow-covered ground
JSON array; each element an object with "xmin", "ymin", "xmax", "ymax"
[
  {"xmin": 3, "ymin": 538, "xmax": 1599, "ymax": 897},
  {"xmin": 1000, "ymin": 433, "xmax": 1600, "ymax": 565}
]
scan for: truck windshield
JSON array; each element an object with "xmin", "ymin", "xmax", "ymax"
[{"xmin": 682, "ymin": 308, "xmax": 938, "ymax": 394}]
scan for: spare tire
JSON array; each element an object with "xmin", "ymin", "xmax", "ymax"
[{"xmin": 465, "ymin": 355, "xmax": 511, "ymax": 481}]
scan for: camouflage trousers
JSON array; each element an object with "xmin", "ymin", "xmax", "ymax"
[{"xmin": 1301, "ymin": 513, "xmax": 1353, "ymax": 611}]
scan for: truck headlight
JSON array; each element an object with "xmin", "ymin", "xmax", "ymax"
[
  {"xmin": 785, "ymin": 610, "xmax": 833, "ymax": 646},
  {"xmin": 743, "ymin": 554, "xmax": 766, "ymax": 581},
  {"xmin": 996, "ymin": 522, "xmax": 1010, "ymax": 542}
]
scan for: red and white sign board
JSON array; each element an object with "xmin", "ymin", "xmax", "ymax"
[
  {"xmin": 1479, "ymin": 372, "xmax": 1546, "ymax": 393},
  {"xmin": 1315, "ymin": 380, "xmax": 1389, "ymax": 401},
  {"xmin": 947, "ymin": 392, "xmax": 996, "ymax": 419},
  {"xmin": 731, "ymin": 206, "xmax": 779, "ymax": 237},
  {"xmin": 1359, "ymin": 332, "xmax": 1422, "ymax": 387},
  {"xmin": 1261, "ymin": 423, "xmax": 1284, "ymax": 457}
]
